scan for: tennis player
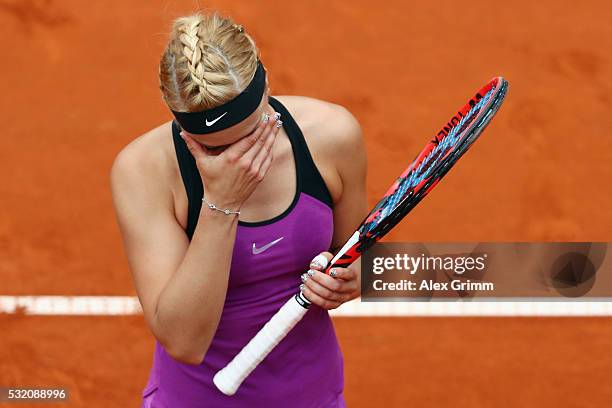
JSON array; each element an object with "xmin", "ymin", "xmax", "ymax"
[{"xmin": 110, "ymin": 11, "xmax": 367, "ymax": 407}]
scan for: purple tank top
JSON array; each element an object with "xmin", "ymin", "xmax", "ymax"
[{"xmin": 141, "ymin": 97, "xmax": 345, "ymax": 407}]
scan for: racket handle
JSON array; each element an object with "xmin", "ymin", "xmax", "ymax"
[{"xmin": 213, "ymin": 292, "xmax": 311, "ymax": 396}]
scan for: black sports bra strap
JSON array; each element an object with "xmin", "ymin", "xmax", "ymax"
[
  {"xmin": 268, "ymin": 97, "xmax": 333, "ymax": 209},
  {"xmin": 171, "ymin": 121, "xmax": 203, "ymax": 239}
]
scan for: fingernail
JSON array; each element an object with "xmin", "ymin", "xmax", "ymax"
[
  {"xmin": 275, "ymin": 120, "xmax": 283, "ymax": 128},
  {"xmin": 330, "ymin": 269, "xmax": 337, "ymax": 278},
  {"xmin": 301, "ymin": 273, "xmax": 309, "ymax": 283},
  {"xmin": 273, "ymin": 112, "xmax": 281, "ymax": 120},
  {"xmin": 262, "ymin": 113, "xmax": 270, "ymax": 123},
  {"xmin": 299, "ymin": 284, "xmax": 305, "ymax": 292},
  {"xmin": 307, "ymin": 269, "xmax": 316, "ymax": 277}
]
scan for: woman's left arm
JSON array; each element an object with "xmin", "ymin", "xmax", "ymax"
[{"xmin": 301, "ymin": 106, "xmax": 368, "ymax": 310}]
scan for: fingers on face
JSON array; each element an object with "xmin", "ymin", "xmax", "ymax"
[
  {"xmin": 250, "ymin": 117, "xmax": 279, "ymax": 173},
  {"xmin": 226, "ymin": 111, "xmax": 281, "ymax": 162},
  {"xmin": 181, "ymin": 131, "xmax": 209, "ymax": 158},
  {"xmin": 257, "ymin": 148, "xmax": 274, "ymax": 180}
]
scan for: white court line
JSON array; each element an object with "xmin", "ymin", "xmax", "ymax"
[
  {"xmin": 0, "ymin": 296, "xmax": 142, "ymax": 316},
  {"xmin": 1, "ymin": 296, "xmax": 612, "ymax": 316}
]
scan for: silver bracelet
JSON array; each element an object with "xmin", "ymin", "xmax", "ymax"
[{"xmin": 202, "ymin": 196, "xmax": 241, "ymax": 216}]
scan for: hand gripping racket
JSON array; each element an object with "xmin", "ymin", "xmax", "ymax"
[{"xmin": 213, "ymin": 76, "xmax": 509, "ymax": 395}]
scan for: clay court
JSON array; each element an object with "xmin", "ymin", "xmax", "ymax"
[{"xmin": 1, "ymin": 0, "xmax": 611, "ymax": 406}]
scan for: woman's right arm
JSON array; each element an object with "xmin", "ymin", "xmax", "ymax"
[
  {"xmin": 110, "ymin": 115, "xmax": 279, "ymax": 365},
  {"xmin": 110, "ymin": 143, "xmax": 237, "ymax": 365}
]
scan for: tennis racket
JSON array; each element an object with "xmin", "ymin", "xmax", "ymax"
[{"xmin": 213, "ymin": 76, "xmax": 509, "ymax": 396}]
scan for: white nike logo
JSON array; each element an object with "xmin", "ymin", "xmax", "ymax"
[
  {"xmin": 205, "ymin": 112, "xmax": 228, "ymax": 126},
  {"xmin": 252, "ymin": 237, "xmax": 284, "ymax": 255}
]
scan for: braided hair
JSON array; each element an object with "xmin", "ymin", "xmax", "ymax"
[{"xmin": 159, "ymin": 12, "xmax": 259, "ymax": 112}]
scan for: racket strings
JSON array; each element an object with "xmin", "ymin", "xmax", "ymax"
[
  {"xmin": 407, "ymin": 88, "xmax": 493, "ymax": 185},
  {"xmin": 374, "ymin": 88, "xmax": 495, "ymax": 226}
]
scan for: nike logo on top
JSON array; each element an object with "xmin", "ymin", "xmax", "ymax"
[
  {"xmin": 252, "ymin": 237, "xmax": 284, "ymax": 255},
  {"xmin": 205, "ymin": 112, "xmax": 228, "ymax": 126}
]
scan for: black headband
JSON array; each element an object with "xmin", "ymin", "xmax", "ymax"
[{"xmin": 171, "ymin": 61, "xmax": 266, "ymax": 134}]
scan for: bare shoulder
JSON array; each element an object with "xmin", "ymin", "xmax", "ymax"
[
  {"xmin": 273, "ymin": 95, "xmax": 366, "ymax": 202},
  {"xmin": 110, "ymin": 121, "xmax": 176, "ymax": 200},
  {"xmin": 274, "ymin": 95, "xmax": 363, "ymax": 151}
]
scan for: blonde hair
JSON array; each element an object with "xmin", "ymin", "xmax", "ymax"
[{"xmin": 159, "ymin": 12, "xmax": 260, "ymax": 112}]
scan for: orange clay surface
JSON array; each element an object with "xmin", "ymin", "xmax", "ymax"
[{"xmin": 1, "ymin": 0, "xmax": 611, "ymax": 406}]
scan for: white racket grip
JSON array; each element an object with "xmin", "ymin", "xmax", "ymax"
[{"xmin": 213, "ymin": 293, "xmax": 309, "ymax": 396}]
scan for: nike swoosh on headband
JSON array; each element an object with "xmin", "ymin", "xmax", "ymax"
[
  {"xmin": 252, "ymin": 237, "xmax": 284, "ymax": 255},
  {"xmin": 205, "ymin": 112, "xmax": 228, "ymax": 126}
]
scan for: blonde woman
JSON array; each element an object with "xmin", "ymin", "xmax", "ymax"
[{"xmin": 111, "ymin": 11, "xmax": 367, "ymax": 407}]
